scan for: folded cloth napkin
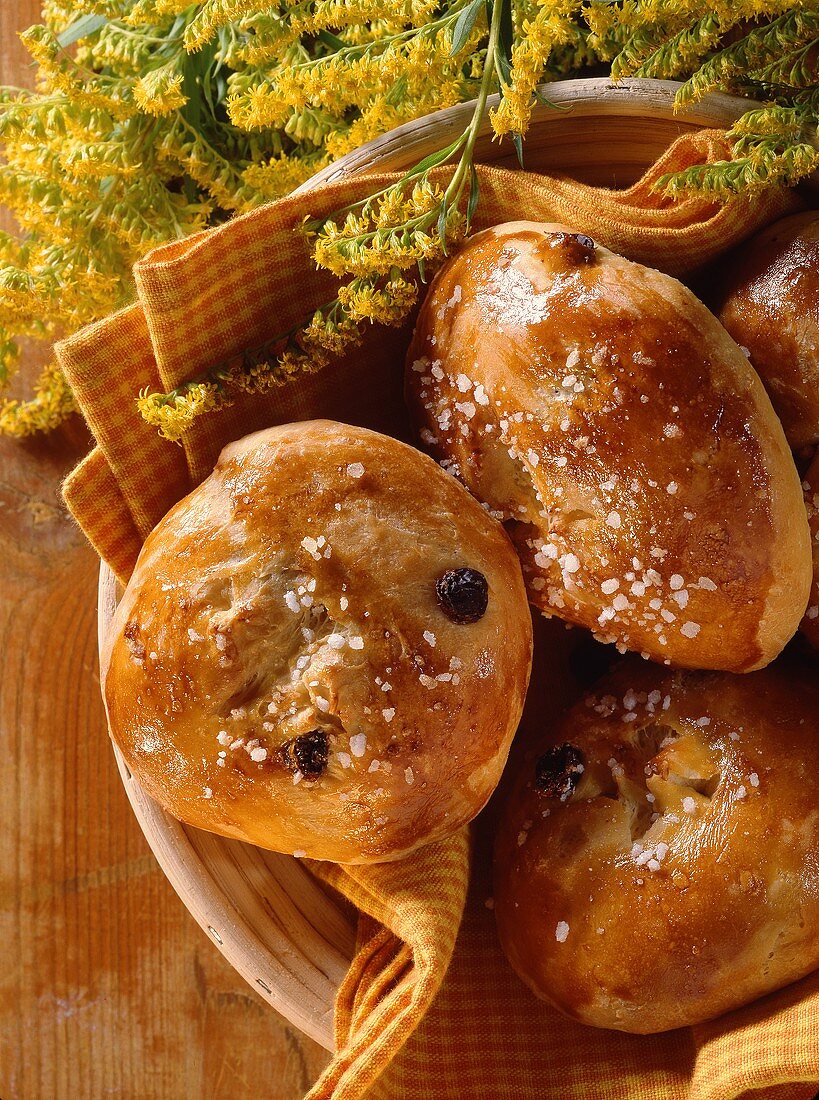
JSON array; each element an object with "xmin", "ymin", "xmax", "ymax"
[{"xmin": 60, "ymin": 130, "xmax": 818, "ymax": 1100}]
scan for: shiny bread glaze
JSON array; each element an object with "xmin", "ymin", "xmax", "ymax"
[
  {"xmin": 494, "ymin": 658, "xmax": 819, "ymax": 1032},
  {"xmin": 716, "ymin": 211, "xmax": 819, "ymax": 450},
  {"xmin": 102, "ymin": 421, "xmax": 532, "ymax": 863},
  {"xmin": 406, "ymin": 222, "xmax": 811, "ymax": 671},
  {"xmin": 801, "ymin": 449, "xmax": 819, "ymax": 648}
]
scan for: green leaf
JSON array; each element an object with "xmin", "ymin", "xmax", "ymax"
[
  {"xmin": 167, "ymin": 14, "xmax": 189, "ymax": 39},
  {"xmin": 396, "ymin": 135, "xmax": 464, "ymax": 186},
  {"xmin": 495, "ymin": 0, "xmax": 514, "ymax": 88},
  {"xmin": 467, "ymin": 159, "xmax": 480, "ymax": 225},
  {"xmin": 438, "ymin": 195, "xmax": 449, "ymax": 255},
  {"xmin": 318, "ymin": 29, "xmax": 346, "ymax": 51},
  {"xmin": 511, "ymin": 132, "xmax": 524, "ymax": 168},
  {"xmin": 533, "ymin": 88, "xmax": 570, "ymax": 111},
  {"xmin": 56, "ymin": 13, "xmax": 108, "ymax": 49},
  {"xmin": 494, "ymin": 7, "xmax": 513, "ymax": 91},
  {"xmin": 182, "ymin": 59, "xmax": 202, "ymax": 130},
  {"xmin": 450, "ymin": 0, "xmax": 485, "ymax": 58},
  {"xmin": 495, "ymin": 51, "xmax": 512, "ymax": 88},
  {"xmin": 385, "ymin": 73, "xmax": 408, "ymax": 108}
]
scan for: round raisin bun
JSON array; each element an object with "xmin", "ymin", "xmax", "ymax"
[
  {"xmin": 493, "ymin": 658, "xmax": 819, "ymax": 1033},
  {"xmin": 102, "ymin": 420, "xmax": 533, "ymax": 863},
  {"xmin": 714, "ymin": 211, "xmax": 819, "ymax": 451},
  {"xmin": 405, "ymin": 221, "xmax": 811, "ymax": 672}
]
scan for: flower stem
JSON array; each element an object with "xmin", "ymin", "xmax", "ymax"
[{"xmin": 445, "ymin": 0, "xmax": 505, "ymax": 210}]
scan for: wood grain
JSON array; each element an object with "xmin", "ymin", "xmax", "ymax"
[{"xmin": 0, "ymin": 5, "xmax": 331, "ymax": 1097}]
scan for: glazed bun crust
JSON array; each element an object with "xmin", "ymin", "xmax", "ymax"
[
  {"xmin": 405, "ymin": 222, "xmax": 811, "ymax": 672},
  {"xmin": 802, "ymin": 449, "xmax": 819, "ymax": 647},
  {"xmin": 102, "ymin": 420, "xmax": 532, "ymax": 864},
  {"xmin": 716, "ymin": 211, "xmax": 819, "ymax": 450},
  {"xmin": 493, "ymin": 660, "xmax": 819, "ymax": 1033}
]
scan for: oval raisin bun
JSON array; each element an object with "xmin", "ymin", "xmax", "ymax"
[
  {"xmin": 714, "ymin": 211, "xmax": 819, "ymax": 451},
  {"xmin": 493, "ymin": 658, "xmax": 819, "ymax": 1033},
  {"xmin": 102, "ymin": 421, "xmax": 532, "ymax": 863},
  {"xmin": 405, "ymin": 221, "xmax": 811, "ymax": 672}
]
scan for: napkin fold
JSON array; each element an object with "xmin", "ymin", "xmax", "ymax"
[{"xmin": 61, "ymin": 129, "xmax": 818, "ymax": 1100}]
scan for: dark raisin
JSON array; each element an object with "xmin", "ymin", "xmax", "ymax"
[
  {"xmin": 548, "ymin": 231, "xmax": 596, "ymax": 265},
  {"xmin": 284, "ymin": 730, "xmax": 329, "ymax": 779},
  {"xmin": 435, "ymin": 568, "xmax": 488, "ymax": 624},
  {"xmin": 534, "ymin": 743, "xmax": 585, "ymax": 801}
]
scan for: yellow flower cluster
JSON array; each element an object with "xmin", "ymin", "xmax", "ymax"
[
  {"xmin": 587, "ymin": 0, "xmax": 802, "ymax": 81},
  {"xmin": 300, "ymin": 308, "xmax": 362, "ymax": 355},
  {"xmin": 2, "ymin": 0, "xmax": 816, "ymax": 439},
  {"xmin": 0, "ymin": 361, "xmax": 77, "ymax": 437},
  {"xmin": 277, "ymin": 0, "xmax": 429, "ymax": 44},
  {"xmin": 136, "ymin": 380, "xmax": 224, "ymax": 442},
  {"xmin": 183, "ymin": 0, "xmax": 264, "ymax": 52},
  {"xmin": 310, "ymin": 179, "xmax": 466, "ymax": 280},
  {"xmin": 241, "ymin": 153, "xmax": 330, "ymax": 201},
  {"xmin": 136, "ymin": 305, "xmax": 357, "ymax": 441},
  {"xmin": 226, "ymin": 12, "xmax": 481, "ymax": 137},
  {"xmin": 491, "ymin": 1, "xmax": 582, "ymax": 137},
  {"xmin": 20, "ymin": 25, "xmax": 133, "ymax": 118},
  {"xmin": 338, "ymin": 270, "xmax": 419, "ymax": 325},
  {"xmin": 133, "ymin": 61, "xmax": 187, "ymax": 116},
  {"xmin": 312, "ymin": 220, "xmax": 464, "ymax": 278},
  {"xmin": 156, "ymin": 118, "xmax": 258, "ymax": 212}
]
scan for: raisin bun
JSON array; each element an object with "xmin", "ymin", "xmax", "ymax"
[
  {"xmin": 714, "ymin": 211, "xmax": 819, "ymax": 451},
  {"xmin": 102, "ymin": 420, "xmax": 532, "ymax": 863},
  {"xmin": 493, "ymin": 659, "xmax": 819, "ymax": 1033},
  {"xmin": 802, "ymin": 449, "xmax": 819, "ymax": 647},
  {"xmin": 405, "ymin": 222, "xmax": 811, "ymax": 672}
]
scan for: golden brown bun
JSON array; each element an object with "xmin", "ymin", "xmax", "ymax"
[
  {"xmin": 802, "ymin": 449, "xmax": 819, "ymax": 647},
  {"xmin": 716, "ymin": 212, "xmax": 819, "ymax": 450},
  {"xmin": 405, "ymin": 222, "xmax": 811, "ymax": 672},
  {"xmin": 493, "ymin": 658, "xmax": 819, "ymax": 1033},
  {"xmin": 102, "ymin": 421, "xmax": 532, "ymax": 863}
]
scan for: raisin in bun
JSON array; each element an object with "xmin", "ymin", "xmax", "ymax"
[
  {"xmin": 714, "ymin": 211, "xmax": 819, "ymax": 451},
  {"xmin": 102, "ymin": 420, "xmax": 532, "ymax": 863},
  {"xmin": 802, "ymin": 449, "xmax": 819, "ymax": 647},
  {"xmin": 493, "ymin": 658, "xmax": 819, "ymax": 1033},
  {"xmin": 405, "ymin": 221, "xmax": 811, "ymax": 672}
]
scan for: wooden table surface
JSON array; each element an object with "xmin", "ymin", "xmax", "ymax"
[{"xmin": 0, "ymin": 5, "xmax": 330, "ymax": 1097}]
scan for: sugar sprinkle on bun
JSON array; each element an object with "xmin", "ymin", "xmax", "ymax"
[
  {"xmin": 102, "ymin": 421, "xmax": 532, "ymax": 864},
  {"xmin": 406, "ymin": 221, "xmax": 811, "ymax": 671}
]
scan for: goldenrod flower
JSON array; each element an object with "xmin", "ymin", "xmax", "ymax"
[
  {"xmin": 137, "ymin": 381, "xmax": 223, "ymax": 442},
  {"xmin": 2, "ymin": 0, "xmax": 817, "ymax": 440},
  {"xmin": 491, "ymin": 2, "xmax": 581, "ymax": 138},
  {"xmin": 338, "ymin": 271, "xmax": 419, "ymax": 325},
  {"xmin": 300, "ymin": 309, "xmax": 362, "ymax": 355},
  {"xmin": 242, "ymin": 153, "xmax": 329, "ymax": 201},
  {"xmin": 133, "ymin": 63, "xmax": 187, "ymax": 116},
  {"xmin": 0, "ymin": 361, "xmax": 75, "ymax": 437}
]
